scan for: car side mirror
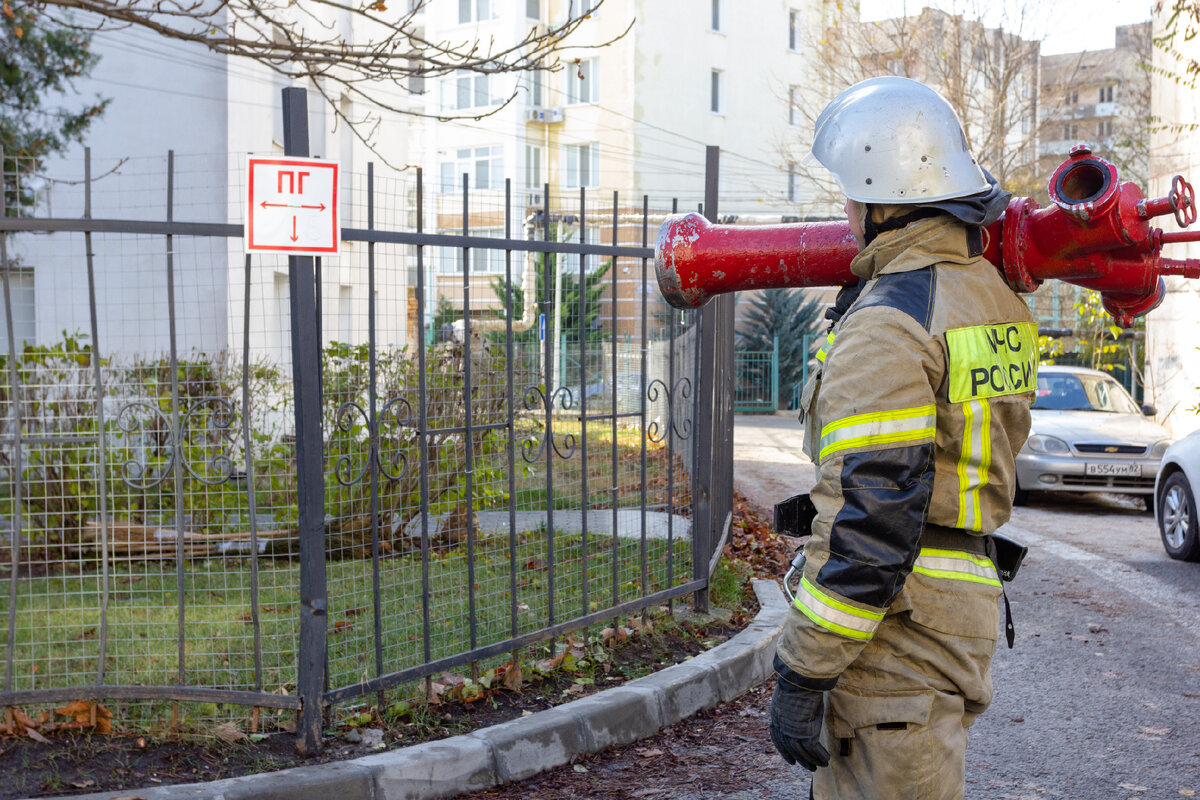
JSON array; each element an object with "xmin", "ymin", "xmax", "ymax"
[{"xmin": 1142, "ymin": 403, "xmax": 1158, "ymax": 416}]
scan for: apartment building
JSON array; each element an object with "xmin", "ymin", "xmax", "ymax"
[
  {"xmin": 1039, "ymin": 23, "xmax": 1152, "ymax": 188},
  {"xmin": 6, "ymin": 12, "xmax": 424, "ymax": 360},
  {"xmin": 1146, "ymin": 11, "xmax": 1200, "ymax": 437},
  {"xmin": 419, "ymin": 0, "xmax": 834, "ymax": 336},
  {"xmin": 1029, "ymin": 24, "xmax": 1152, "ymax": 337}
]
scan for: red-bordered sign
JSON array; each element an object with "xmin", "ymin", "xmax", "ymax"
[{"xmin": 245, "ymin": 156, "xmax": 340, "ymax": 256}]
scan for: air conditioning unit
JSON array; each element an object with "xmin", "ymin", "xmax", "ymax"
[
  {"xmin": 526, "ymin": 191, "xmax": 544, "ymax": 208},
  {"xmin": 525, "ymin": 107, "xmax": 564, "ymax": 123}
]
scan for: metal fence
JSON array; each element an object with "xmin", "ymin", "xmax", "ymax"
[
  {"xmin": 734, "ymin": 338, "xmax": 779, "ymax": 413},
  {"xmin": 0, "ymin": 89, "xmax": 735, "ymax": 751}
]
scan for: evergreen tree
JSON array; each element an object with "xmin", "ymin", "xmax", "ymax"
[
  {"xmin": 489, "ymin": 252, "xmax": 612, "ymax": 351},
  {"xmin": 2, "ymin": 1, "xmax": 107, "ymax": 215},
  {"xmin": 736, "ymin": 288, "xmax": 824, "ymax": 408}
]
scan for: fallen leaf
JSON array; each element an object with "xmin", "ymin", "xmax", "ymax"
[
  {"xmin": 13, "ymin": 709, "xmax": 38, "ymax": 730},
  {"xmin": 573, "ymin": 764, "xmax": 588, "ymax": 773},
  {"xmin": 56, "ymin": 700, "xmax": 91, "ymax": 719},
  {"xmin": 214, "ymin": 722, "xmax": 247, "ymax": 743},
  {"xmin": 1180, "ymin": 791, "xmax": 1195, "ymax": 797},
  {"xmin": 1119, "ymin": 784, "xmax": 1149, "ymax": 792},
  {"xmin": 502, "ymin": 664, "xmax": 523, "ymax": 691},
  {"xmin": 636, "ymin": 747, "xmax": 664, "ymax": 757},
  {"xmin": 24, "ymin": 726, "xmax": 49, "ymax": 743},
  {"xmin": 70, "ymin": 779, "xmax": 95, "ymax": 789},
  {"xmin": 344, "ymin": 607, "xmax": 366, "ymax": 616},
  {"xmin": 1139, "ymin": 726, "xmax": 1172, "ymax": 737},
  {"xmin": 332, "ymin": 620, "xmax": 353, "ymax": 633}
]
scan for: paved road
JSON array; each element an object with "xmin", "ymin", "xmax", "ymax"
[{"xmin": 474, "ymin": 415, "xmax": 1200, "ymax": 799}]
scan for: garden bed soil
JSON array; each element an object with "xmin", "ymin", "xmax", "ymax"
[{"xmin": 0, "ymin": 492, "xmax": 788, "ymax": 800}]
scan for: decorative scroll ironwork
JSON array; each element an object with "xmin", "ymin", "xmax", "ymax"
[
  {"xmin": 334, "ymin": 401, "xmax": 371, "ymax": 487},
  {"xmin": 646, "ymin": 377, "xmax": 694, "ymax": 444},
  {"xmin": 519, "ymin": 385, "xmax": 578, "ymax": 463},
  {"xmin": 376, "ymin": 396, "xmax": 414, "ymax": 482},
  {"xmin": 115, "ymin": 397, "xmax": 237, "ymax": 490},
  {"xmin": 333, "ymin": 396, "xmax": 415, "ymax": 487}
]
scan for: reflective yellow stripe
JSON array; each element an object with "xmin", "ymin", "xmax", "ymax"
[
  {"xmin": 946, "ymin": 322, "xmax": 1039, "ymax": 402},
  {"xmin": 955, "ymin": 399, "xmax": 992, "ymax": 531},
  {"xmin": 913, "ymin": 547, "xmax": 1001, "ymax": 587},
  {"xmin": 819, "ymin": 405, "xmax": 936, "ymax": 461},
  {"xmin": 793, "ymin": 576, "xmax": 884, "ymax": 640},
  {"xmin": 815, "ymin": 333, "xmax": 835, "ymax": 363}
]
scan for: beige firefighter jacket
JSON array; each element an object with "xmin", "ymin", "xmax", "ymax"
[{"xmin": 777, "ymin": 214, "xmax": 1036, "ymax": 686}]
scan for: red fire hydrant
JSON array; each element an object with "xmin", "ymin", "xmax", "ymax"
[{"xmin": 656, "ymin": 147, "xmax": 1200, "ymax": 328}]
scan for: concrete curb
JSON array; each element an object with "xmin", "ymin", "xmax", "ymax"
[{"xmin": 45, "ymin": 580, "xmax": 789, "ymax": 800}]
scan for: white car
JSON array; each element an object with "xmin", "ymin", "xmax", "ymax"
[
  {"xmin": 1155, "ymin": 429, "xmax": 1200, "ymax": 561},
  {"xmin": 1014, "ymin": 365, "xmax": 1172, "ymax": 509}
]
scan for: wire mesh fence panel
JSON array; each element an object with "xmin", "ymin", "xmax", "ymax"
[{"xmin": 0, "ymin": 144, "xmax": 721, "ymax": 743}]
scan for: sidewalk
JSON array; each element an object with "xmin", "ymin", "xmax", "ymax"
[{"xmin": 732, "ymin": 412, "xmax": 816, "ymax": 512}]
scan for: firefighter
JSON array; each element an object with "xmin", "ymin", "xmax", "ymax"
[{"xmin": 769, "ymin": 76, "xmax": 1036, "ymax": 800}]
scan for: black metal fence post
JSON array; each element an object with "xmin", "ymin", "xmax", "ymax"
[
  {"xmin": 282, "ymin": 87, "xmax": 329, "ymax": 756},
  {"xmin": 692, "ymin": 146, "xmax": 721, "ymax": 612}
]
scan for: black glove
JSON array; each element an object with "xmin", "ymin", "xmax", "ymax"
[{"xmin": 768, "ymin": 671, "xmax": 830, "ymax": 771}]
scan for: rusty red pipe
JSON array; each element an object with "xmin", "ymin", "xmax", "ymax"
[{"xmin": 655, "ymin": 148, "xmax": 1200, "ymax": 328}]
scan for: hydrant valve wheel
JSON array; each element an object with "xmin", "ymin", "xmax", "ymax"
[{"xmin": 1171, "ymin": 175, "xmax": 1197, "ymax": 229}]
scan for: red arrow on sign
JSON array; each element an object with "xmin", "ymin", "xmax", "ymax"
[
  {"xmin": 290, "ymin": 216, "xmax": 298, "ymax": 242},
  {"xmin": 261, "ymin": 201, "xmax": 327, "ymax": 211}
]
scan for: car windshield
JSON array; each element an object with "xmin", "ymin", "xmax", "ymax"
[{"xmin": 1033, "ymin": 372, "xmax": 1142, "ymax": 413}]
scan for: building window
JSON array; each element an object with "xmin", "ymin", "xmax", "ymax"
[
  {"xmin": 789, "ymin": 9, "xmax": 799, "ymax": 50},
  {"xmin": 525, "ymin": 144, "xmax": 542, "ymax": 189},
  {"xmin": 338, "ymin": 285, "xmax": 353, "ymax": 343},
  {"xmin": 1098, "ymin": 119, "xmax": 1114, "ymax": 137},
  {"xmin": 439, "ymin": 146, "xmax": 505, "ymax": 192},
  {"xmin": 0, "ymin": 269, "xmax": 34, "ymax": 351},
  {"xmin": 459, "ymin": 0, "xmax": 499, "ymax": 23},
  {"xmin": 1062, "ymin": 123, "xmax": 1078, "ymax": 140},
  {"xmin": 1099, "ymin": 85, "xmax": 1115, "ymax": 103},
  {"xmin": 438, "ymin": 234, "xmax": 506, "ymax": 275},
  {"xmin": 787, "ymin": 165, "xmax": 798, "ymax": 203},
  {"xmin": 711, "ymin": 70, "xmax": 723, "ymax": 113},
  {"xmin": 888, "ymin": 58, "xmax": 904, "ymax": 76},
  {"xmin": 525, "ymin": 69, "xmax": 544, "ymax": 107},
  {"xmin": 566, "ymin": 58, "xmax": 599, "ymax": 104},
  {"xmin": 565, "ymin": 143, "xmax": 600, "ymax": 188},
  {"xmin": 407, "ymin": 58, "xmax": 425, "ymax": 95},
  {"xmin": 1066, "ymin": 89, "xmax": 1079, "ymax": 105},
  {"xmin": 442, "ymin": 71, "xmax": 503, "ymax": 111},
  {"xmin": 788, "ymin": 85, "xmax": 799, "ymax": 125},
  {"xmin": 711, "ymin": 0, "xmax": 721, "ymax": 31},
  {"xmin": 526, "ymin": 0, "xmax": 540, "ymax": 20}
]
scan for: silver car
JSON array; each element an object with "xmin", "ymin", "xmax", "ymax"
[
  {"xmin": 1154, "ymin": 430, "xmax": 1200, "ymax": 561},
  {"xmin": 1014, "ymin": 365, "xmax": 1172, "ymax": 509}
]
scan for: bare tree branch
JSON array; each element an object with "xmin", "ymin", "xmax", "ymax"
[
  {"xmin": 781, "ymin": 1, "xmax": 1068, "ymax": 211},
  {"xmin": 26, "ymin": 0, "xmax": 630, "ymax": 119}
]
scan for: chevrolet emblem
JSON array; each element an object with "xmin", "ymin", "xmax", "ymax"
[{"xmin": 1105, "ymin": 446, "xmax": 1118, "ymax": 453}]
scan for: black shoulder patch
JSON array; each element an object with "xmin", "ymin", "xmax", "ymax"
[{"xmin": 846, "ymin": 267, "xmax": 936, "ymax": 332}]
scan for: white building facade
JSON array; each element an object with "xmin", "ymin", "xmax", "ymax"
[{"xmin": 1146, "ymin": 8, "xmax": 1200, "ymax": 438}]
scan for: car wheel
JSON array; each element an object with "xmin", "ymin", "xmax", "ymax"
[
  {"xmin": 1158, "ymin": 472, "xmax": 1200, "ymax": 562},
  {"xmin": 1013, "ymin": 481, "xmax": 1029, "ymax": 507}
]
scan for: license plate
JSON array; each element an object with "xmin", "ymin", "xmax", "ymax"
[{"xmin": 1085, "ymin": 462, "xmax": 1142, "ymax": 477}]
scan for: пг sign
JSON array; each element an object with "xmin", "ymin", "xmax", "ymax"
[{"xmin": 245, "ymin": 156, "xmax": 340, "ymax": 256}]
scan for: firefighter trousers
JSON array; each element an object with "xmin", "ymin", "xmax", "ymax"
[{"xmin": 811, "ymin": 538, "xmax": 1003, "ymax": 800}]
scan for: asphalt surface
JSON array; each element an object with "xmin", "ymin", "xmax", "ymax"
[{"xmin": 477, "ymin": 414, "xmax": 1200, "ymax": 799}]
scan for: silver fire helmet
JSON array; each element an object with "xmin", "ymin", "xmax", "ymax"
[{"xmin": 807, "ymin": 77, "xmax": 991, "ymax": 204}]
